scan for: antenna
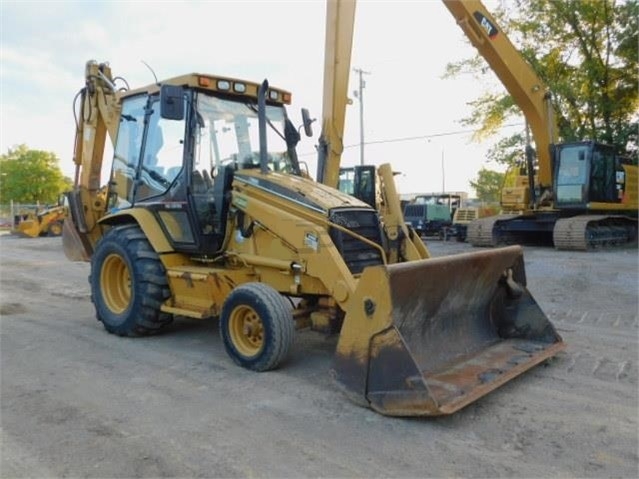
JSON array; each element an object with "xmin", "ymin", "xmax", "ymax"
[{"xmin": 141, "ymin": 60, "xmax": 159, "ymax": 84}]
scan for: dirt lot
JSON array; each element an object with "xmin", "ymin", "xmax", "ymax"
[{"xmin": 1, "ymin": 234, "xmax": 637, "ymax": 478}]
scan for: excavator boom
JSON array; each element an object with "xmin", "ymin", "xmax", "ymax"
[{"xmin": 443, "ymin": 0, "xmax": 556, "ymax": 190}]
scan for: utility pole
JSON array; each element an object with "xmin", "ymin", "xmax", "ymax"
[
  {"xmin": 441, "ymin": 146, "xmax": 445, "ymax": 193},
  {"xmin": 428, "ymin": 139, "xmax": 446, "ymax": 193},
  {"xmin": 353, "ymin": 68, "xmax": 370, "ymax": 166}
]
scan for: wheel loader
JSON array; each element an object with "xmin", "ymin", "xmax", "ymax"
[{"xmin": 62, "ymin": 58, "xmax": 564, "ymax": 417}]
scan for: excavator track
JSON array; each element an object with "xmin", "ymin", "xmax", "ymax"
[
  {"xmin": 553, "ymin": 215, "xmax": 638, "ymax": 251},
  {"xmin": 467, "ymin": 214, "xmax": 518, "ymax": 246}
]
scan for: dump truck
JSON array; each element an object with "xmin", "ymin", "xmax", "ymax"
[
  {"xmin": 62, "ymin": 55, "xmax": 564, "ymax": 417},
  {"xmin": 403, "ymin": 193, "xmax": 465, "ymax": 238}
]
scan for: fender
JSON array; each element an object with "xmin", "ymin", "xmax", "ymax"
[{"xmin": 98, "ymin": 208, "xmax": 174, "ymax": 254}]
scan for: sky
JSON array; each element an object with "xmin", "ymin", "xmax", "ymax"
[{"xmin": 0, "ymin": 0, "xmax": 519, "ymax": 197}]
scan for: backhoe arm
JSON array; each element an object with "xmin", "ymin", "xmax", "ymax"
[
  {"xmin": 64, "ymin": 60, "xmax": 122, "ymax": 260},
  {"xmin": 316, "ymin": 0, "xmax": 356, "ymax": 188}
]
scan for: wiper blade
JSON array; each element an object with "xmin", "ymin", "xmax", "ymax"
[{"xmin": 245, "ymin": 103, "xmax": 285, "ymax": 141}]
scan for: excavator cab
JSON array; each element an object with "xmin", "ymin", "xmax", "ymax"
[{"xmin": 554, "ymin": 141, "xmax": 622, "ymax": 208}]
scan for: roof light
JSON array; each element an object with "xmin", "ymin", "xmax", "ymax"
[
  {"xmin": 233, "ymin": 82, "xmax": 246, "ymax": 93},
  {"xmin": 198, "ymin": 77, "xmax": 211, "ymax": 87},
  {"xmin": 217, "ymin": 80, "xmax": 231, "ymax": 91},
  {"xmin": 268, "ymin": 90, "xmax": 279, "ymax": 101}
]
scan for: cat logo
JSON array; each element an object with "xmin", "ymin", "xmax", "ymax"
[{"xmin": 473, "ymin": 11, "xmax": 498, "ymax": 39}]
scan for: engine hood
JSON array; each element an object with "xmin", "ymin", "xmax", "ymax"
[{"xmin": 233, "ymin": 170, "xmax": 371, "ymax": 214}]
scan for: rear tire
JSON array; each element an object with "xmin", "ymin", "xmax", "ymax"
[
  {"xmin": 90, "ymin": 225, "xmax": 172, "ymax": 336},
  {"xmin": 220, "ymin": 283, "xmax": 294, "ymax": 371}
]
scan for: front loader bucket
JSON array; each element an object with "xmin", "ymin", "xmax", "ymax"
[
  {"xmin": 332, "ymin": 245, "xmax": 564, "ymax": 416},
  {"xmin": 16, "ymin": 220, "xmax": 41, "ymax": 238}
]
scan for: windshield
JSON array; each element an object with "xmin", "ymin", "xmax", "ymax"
[
  {"xmin": 194, "ymin": 93, "xmax": 294, "ymax": 175},
  {"xmin": 556, "ymin": 145, "xmax": 588, "ymax": 203},
  {"xmin": 338, "ymin": 169, "xmax": 355, "ymax": 195},
  {"xmin": 414, "ymin": 195, "xmax": 459, "ymax": 207}
]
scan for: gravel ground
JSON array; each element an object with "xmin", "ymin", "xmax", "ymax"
[{"xmin": 1, "ymin": 234, "xmax": 637, "ymax": 478}]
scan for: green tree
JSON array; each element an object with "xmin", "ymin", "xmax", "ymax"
[
  {"xmin": 470, "ymin": 168, "xmax": 505, "ymax": 202},
  {"xmin": 446, "ymin": 0, "xmax": 639, "ymax": 165},
  {"xmin": 0, "ymin": 145, "xmax": 72, "ymax": 204}
]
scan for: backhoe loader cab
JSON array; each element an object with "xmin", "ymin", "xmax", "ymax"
[
  {"xmin": 338, "ymin": 165, "xmax": 376, "ymax": 207},
  {"xmin": 102, "ymin": 76, "xmax": 305, "ymax": 256}
]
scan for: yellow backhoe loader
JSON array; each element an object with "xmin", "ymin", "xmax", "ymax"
[
  {"xmin": 14, "ymin": 196, "xmax": 68, "ymax": 237},
  {"xmin": 62, "ymin": 55, "xmax": 563, "ymax": 416}
]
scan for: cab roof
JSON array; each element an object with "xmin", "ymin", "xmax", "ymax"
[{"xmin": 119, "ymin": 73, "xmax": 291, "ymax": 105}]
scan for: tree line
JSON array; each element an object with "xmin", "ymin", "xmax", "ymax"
[{"xmin": 0, "ymin": 145, "xmax": 72, "ymax": 205}]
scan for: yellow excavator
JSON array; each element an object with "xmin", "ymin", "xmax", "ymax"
[
  {"xmin": 441, "ymin": 0, "xmax": 638, "ymax": 250},
  {"xmin": 62, "ymin": 49, "xmax": 564, "ymax": 415}
]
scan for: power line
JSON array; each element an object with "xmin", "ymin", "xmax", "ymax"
[{"xmin": 298, "ymin": 122, "xmax": 524, "ymax": 157}]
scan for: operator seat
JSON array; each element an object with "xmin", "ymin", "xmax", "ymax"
[
  {"xmin": 192, "ymin": 170, "xmax": 207, "ymax": 194},
  {"xmin": 202, "ymin": 169, "xmax": 213, "ymax": 189},
  {"xmin": 213, "ymin": 165, "xmax": 234, "ymax": 238}
]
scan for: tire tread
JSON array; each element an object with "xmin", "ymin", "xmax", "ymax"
[
  {"xmin": 220, "ymin": 282, "xmax": 294, "ymax": 371},
  {"xmin": 90, "ymin": 224, "xmax": 172, "ymax": 336}
]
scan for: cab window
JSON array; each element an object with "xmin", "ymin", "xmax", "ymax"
[
  {"xmin": 110, "ymin": 95, "xmax": 146, "ymax": 209},
  {"xmin": 135, "ymin": 99, "xmax": 186, "ymax": 202}
]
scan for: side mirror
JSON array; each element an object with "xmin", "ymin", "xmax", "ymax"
[
  {"xmin": 301, "ymin": 108, "xmax": 315, "ymax": 137},
  {"xmin": 160, "ymin": 84, "xmax": 184, "ymax": 120}
]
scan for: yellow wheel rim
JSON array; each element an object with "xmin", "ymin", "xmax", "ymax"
[
  {"xmin": 228, "ymin": 305, "xmax": 264, "ymax": 357},
  {"xmin": 49, "ymin": 223, "xmax": 62, "ymax": 236},
  {"xmin": 100, "ymin": 253, "xmax": 131, "ymax": 314}
]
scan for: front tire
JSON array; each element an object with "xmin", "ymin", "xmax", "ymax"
[
  {"xmin": 90, "ymin": 225, "xmax": 172, "ymax": 336},
  {"xmin": 220, "ymin": 283, "xmax": 295, "ymax": 371},
  {"xmin": 47, "ymin": 221, "xmax": 63, "ymax": 237}
]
